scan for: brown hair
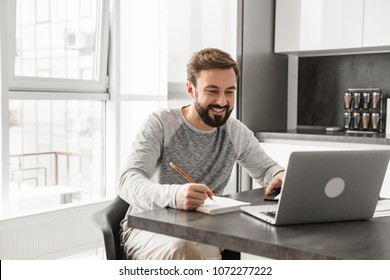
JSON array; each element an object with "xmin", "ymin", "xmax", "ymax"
[{"xmin": 186, "ymin": 48, "xmax": 240, "ymax": 86}]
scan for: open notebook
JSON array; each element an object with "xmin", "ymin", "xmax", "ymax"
[{"xmin": 196, "ymin": 196, "xmax": 250, "ymax": 215}]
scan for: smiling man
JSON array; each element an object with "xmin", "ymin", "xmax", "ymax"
[{"xmin": 119, "ymin": 48, "xmax": 285, "ymax": 260}]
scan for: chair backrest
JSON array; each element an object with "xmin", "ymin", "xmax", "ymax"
[{"xmin": 91, "ymin": 195, "xmax": 130, "ymax": 260}]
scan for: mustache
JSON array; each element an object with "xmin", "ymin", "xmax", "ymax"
[{"xmin": 208, "ymin": 104, "xmax": 229, "ymax": 110}]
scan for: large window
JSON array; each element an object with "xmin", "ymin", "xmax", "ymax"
[
  {"xmin": 1, "ymin": 0, "xmax": 237, "ymax": 217},
  {"xmin": 1, "ymin": 0, "xmax": 109, "ymax": 217},
  {"xmin": 0, "ymin": 0, "xmax": 238, "ymax": 260}
]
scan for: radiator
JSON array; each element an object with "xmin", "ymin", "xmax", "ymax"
[{"xmin": 0, "ymin": 200, "xmax": 111, "ymax": 259}]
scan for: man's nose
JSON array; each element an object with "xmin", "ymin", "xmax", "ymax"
[{"xmin": 215, "ymin": 94, "xmax": 227, "ymax": 106}]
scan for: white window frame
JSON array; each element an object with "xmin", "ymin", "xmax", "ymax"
[
  {"xmin": 7, "ymin": 0, "xmax": 110, "ymax": 96},
  {"xmin": 1, "ymin": 0, "xmax": 12, "ymax": 208},
  {"xmin": 1, "ymin": 0, "xmax": 111, "ymax": 210}
]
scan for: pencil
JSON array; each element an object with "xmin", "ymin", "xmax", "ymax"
[{"xmin": 169, "ymin": 162, "xmax": 215, "ymax": 201}]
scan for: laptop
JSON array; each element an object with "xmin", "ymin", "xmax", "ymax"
[{"xmin": 241, "ymin": 150, "xmax": 390, "ymax": 225}]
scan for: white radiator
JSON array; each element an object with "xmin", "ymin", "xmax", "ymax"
[{"xmin": 0, "ymin": 200, "xmax": 111, "ymax": 259}]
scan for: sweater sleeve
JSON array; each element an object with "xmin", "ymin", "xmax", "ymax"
[
  {"xmin": 118, "ymin": 113, "xmax": 181, "ymax": 211},
  {"xmin": 227, "ymin": 119, "xmax": 285, "ymax": 187}
]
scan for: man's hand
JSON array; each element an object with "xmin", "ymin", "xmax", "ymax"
[
  {"xmin": 265, "ymin": 171, "xmax": 285, "ymax": 196},
  {"xmin": 176, "ymin": 183, "xmax": 214, "ymax": 210}
]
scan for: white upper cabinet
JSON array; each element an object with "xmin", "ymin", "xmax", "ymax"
[
  {"xmin": 363, "ymin": 0, "xmax": 390, "ymax": 47},
  {"xmin": 275, "ymin": 0, "xmax": 364, "ymax": 53}
]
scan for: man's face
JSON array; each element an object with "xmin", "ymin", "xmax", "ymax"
[{"xmin": 190, "ymin": 68, "xmax": 236, "ymax": 128}]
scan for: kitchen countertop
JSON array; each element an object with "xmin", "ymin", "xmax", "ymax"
[{"xmin": 255, "ymin": 127, "xmax": 390, "ymax": 145}]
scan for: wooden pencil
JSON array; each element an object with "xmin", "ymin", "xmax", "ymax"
[{"xmin": 169, "ymin": 162, "xmax": 215, "ymax": 201}]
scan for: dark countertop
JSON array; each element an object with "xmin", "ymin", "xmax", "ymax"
[{"xmin": 255, "ymin": 127, "xmax": 390, "ymax": 145}]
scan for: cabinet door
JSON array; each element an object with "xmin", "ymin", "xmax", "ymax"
[
  {"xmin": 363, "ymin": 0, "xmax": 390, "ymax": 47},
  {"xmin": 275, "ymin": 0, "xmax": 364, "ymax": 53}
]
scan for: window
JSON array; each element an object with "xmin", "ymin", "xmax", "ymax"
[
  {"xmin": 0, "ymin": 0, "xmax": 239, "ymax": 259},
  {"xmin": 1, "ymin": 0, "xmax": 237, "ymax": 217},
  {"xmin": 8, "ymin": 100, "xmax": 104, "ymax": 213},
  {"xmin": 1, "ymin": 0, "xmax": 109, "ymax": 217},
  {"xmin": 9, "ymin": 0, "xmax": 109, "ymax": 93},
  {"xmin": 15, "ymin": 0, "xmax": 98, "ymax": 80}
]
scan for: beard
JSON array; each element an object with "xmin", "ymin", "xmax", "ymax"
[{"xmin": 194, "ymin": 94, "xmax": 233, "ymax": 128}]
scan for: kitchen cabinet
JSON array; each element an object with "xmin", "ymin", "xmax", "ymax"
[
  {"xmin": 363, "ymin": 0, "xmax": 390, "ymax": 47},
  {"xmin": 275, "ymin": 0, "xmax": 364, "ymax": 53}
]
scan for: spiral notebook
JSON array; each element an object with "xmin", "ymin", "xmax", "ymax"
[{"xmin": 196, "ymin": 196, "xmax": 250, "ymax": 215}]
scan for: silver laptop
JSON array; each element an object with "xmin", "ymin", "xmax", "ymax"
[{"xmin": 241, "ymin": 150, "xmax": 390, "ymax": 225}]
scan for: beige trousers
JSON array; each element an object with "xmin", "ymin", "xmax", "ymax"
[{"xmin": 122, "ymin": 227, "xmax": 222, "ymax": 260}]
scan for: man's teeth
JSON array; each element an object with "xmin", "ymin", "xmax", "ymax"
[{"xmin": 212, "ymin": 108, "xmax": 224, "ymax": 112}]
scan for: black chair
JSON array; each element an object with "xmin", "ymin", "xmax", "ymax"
[
  {"xmin": 91, "ymin": 195, "xmax": 129, "ymax": 260},
  {"xmin": 91, "ymin": 195, "xmax": 240, "ymax": 260}
]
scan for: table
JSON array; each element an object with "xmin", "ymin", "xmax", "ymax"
[{"xmin": 127, "ymin": 188, "xmax": 390, "ymax": 259}]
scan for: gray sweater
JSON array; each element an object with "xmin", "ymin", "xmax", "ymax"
[{"xmin": 119, "ymin": 107, "xmax": 284, "ymax": 219}]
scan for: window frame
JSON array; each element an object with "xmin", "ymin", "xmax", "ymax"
[
  {"xmin": 0, "ymin": 0, "xmax": 111, "ymax": 214},
  {"xmin": 7, "ymin": 0, "xmax": 110, "ymax": 95}
]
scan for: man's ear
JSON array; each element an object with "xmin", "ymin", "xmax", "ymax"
[{"xmin": 186, "ymin": 81, "xmax": 195, "ymax": 98}]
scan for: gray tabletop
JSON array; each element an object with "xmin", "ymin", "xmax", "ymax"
[{"xmin": 127, "ymin": 189, "xmax": 390, "ymax": 259}]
